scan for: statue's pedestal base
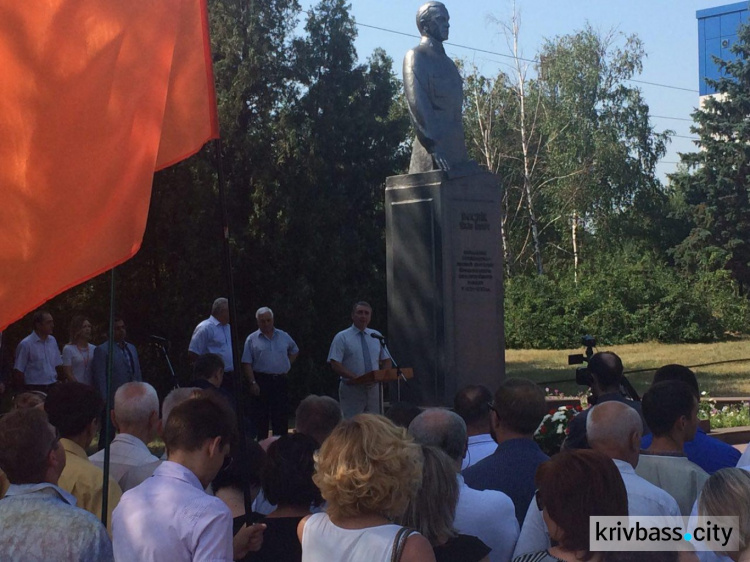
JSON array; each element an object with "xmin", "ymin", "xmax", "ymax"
[{"xmin": 385, "ymin": 170, "xmax": 505, "ymax": 406}]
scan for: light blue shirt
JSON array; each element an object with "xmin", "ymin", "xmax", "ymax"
[
  {"xmin": 1, "ymin": 482, "xmax": 113, "ymax": 561},
  {"xmin": 14, "ymin": 331, "xmax": 62, "ymax": 385},
  {"xmin": 513, "ymin": 458, "xmax": 682, "ymax": 559},
  {"xmin": 113, "ymin": 461, "xmax": 233, "ymax": 562},
  {"xmin": 241, "ymin": 328, "xmax": 299, "ymax": 374},
  {"xmin": 327, "ymin": 325, "xmax": 388, "ymax": 377},
  {"xmin": 189, "ymin": 316, "xmax": 234, "ymax": 372},
  {"xmin": 461, "ymin": 433, "xmax": 497, "ymax": 470},
  {"xmin": 455, "ymin": 475, "xmax": 519, "ymax": 562}
]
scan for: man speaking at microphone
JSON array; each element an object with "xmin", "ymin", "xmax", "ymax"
[{"xmin": 327, "ymin": 301, "xmax": 392, "ymax": 418}]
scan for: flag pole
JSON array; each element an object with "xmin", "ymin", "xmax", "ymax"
[
  {"xmin": 214, "ymin": 137, "xmax": 254, "ymax": 520},
  {"xmin": 101, "ymin": 267, "xmax": 116, "ymax": 527}
]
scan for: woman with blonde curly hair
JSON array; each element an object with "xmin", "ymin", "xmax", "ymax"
[{"xmin": 297, "ymin": 414, "xmax": 435, "ymax": 562}]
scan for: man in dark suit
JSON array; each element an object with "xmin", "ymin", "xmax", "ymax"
[
  {"xmin": 93, "ymin": 317, "xmax": 142, "ymax": 401},
  {"xmin": 462, "ymin": 378, "xmax": 549, "ymax": 526},
  {"xmin": 92, "ymin": 317, "xmax": 142, "ymax": 447}
]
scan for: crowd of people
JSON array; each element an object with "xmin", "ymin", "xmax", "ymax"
[{"xmin": 1, "ymin": 302, "xmax": 750, "ymax": 561}]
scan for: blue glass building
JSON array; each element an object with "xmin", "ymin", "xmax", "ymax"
[{"xmin": 697, "ymin": 2, "xmax": 749, "ymax": 95}]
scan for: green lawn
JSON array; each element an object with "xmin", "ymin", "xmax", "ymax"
[{"xmin": 506, "ymin": 338, "xmax": 750, "ymax": 397}]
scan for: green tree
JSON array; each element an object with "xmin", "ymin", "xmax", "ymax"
[
  {"xmin": 537, "ymin": 25, "xmax": 670, "ymax": 276},
  {"xmin": 262, "ymin": 0, "xmax": 410, "ymax": 396},
  {"xmin": 671, "ymin": 23, "xmax": 750, "ymax": 293}
]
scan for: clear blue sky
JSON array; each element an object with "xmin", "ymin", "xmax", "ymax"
[{"xmin": 300, "ymin": 0, "xmax": 743, "ymax": 183}]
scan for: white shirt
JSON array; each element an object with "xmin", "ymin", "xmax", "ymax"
[
  {"xmin": 327, "ymin": 325, "xmax": 388, "ymax": 378},
  {"xmin": 14, "ymin": 331, "xmax": 62, "ymax": 385},
  {"xmin": 62, "ymin": 343, "xmax": 96, "ymax": 386},
  {"xmin": 461, "ymin": 433, "xmax": 497, "ymax": 470},
  {"xmin": 188, "ymin": 316, "xmax": 234, "ymax": 372},
  {"xmin": 455, "ymin": 474, "xmax": 519, "ymax": 562},
  {"xmin": 89, "ymin": 433, "xmax": 160, "ymax": 485},
  {"xmin": 513, "ymin": 458, "xmax": 682, "ymax": 559},
  {"xmin": 636, "ymin": 453, "xmax": 709, "ymax": 515},
  {"xmin": 301, "ymin": 512, "xmax": 405, "ymax": 562},
  {"xmin": 112, "ymin": 461, "xmax": 233, "ymax": 562}
]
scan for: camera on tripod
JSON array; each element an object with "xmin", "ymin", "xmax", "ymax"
[{"xmin": 568, "ymin": 335, "xmax": 596, "ymax": 386}]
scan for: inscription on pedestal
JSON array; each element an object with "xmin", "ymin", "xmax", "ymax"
[
  {"xmin": 457, "ymin": 250, "xmax": 494, "ymax": 294},
  {"xmin": 453, "ymin": 205, "xmax": 498, "ymax": 303}
]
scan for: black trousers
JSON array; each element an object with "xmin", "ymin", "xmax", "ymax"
[{"xmin": 253, "ymin": 372, "xmax": 289, "ymax": 439}]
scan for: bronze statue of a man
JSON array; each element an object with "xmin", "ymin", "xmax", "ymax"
[{"xmin": 403, "ymin": 2, "xmax": 472, "ymax": 174}]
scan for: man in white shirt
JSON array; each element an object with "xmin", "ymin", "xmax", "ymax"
[
  {"xmin": 514, "ymin": 400, "xmax": 682, "ymax": 558},
  {"xmin": 113, "ymin": 394, "xmax": 264, "ymax": 561},
  {"xmin": 89, "ymin": 382, "xmax": 160, "ymax": 485},
  {"xmin": 454, "ymin": 384, "xmax": 497, "ymax": 470},
  {"xmin": 13, "ymin": 310, "xmax": 65, "ymax": 391},
  {"xmin": 189, "ymin": 298, "xmax": 235, "ymax": 386},
  {"xmin": 117, "ymin": 387, "xmax": 202, "ymax": 492},
  {"xmin": 409, "ymin": 408, "xmax": 519, "ymax": 562},
  {"xmin": 637, "ymin": 381, "xmax": 709, "ymax": 515},
  {"xmin": 327, "ymin": 301, "xmax": 391, "ymax": 418}
]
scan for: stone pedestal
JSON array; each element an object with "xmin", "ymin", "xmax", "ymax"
[{"xmin": 385, "ymin": 170, "xmax": 505, "ymax": 407}]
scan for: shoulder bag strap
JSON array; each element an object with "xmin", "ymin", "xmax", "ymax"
[{"xmin": 390, "ymin": 527, "xmax": 416, "ymax": 562}]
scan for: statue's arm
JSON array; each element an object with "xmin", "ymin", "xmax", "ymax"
[{"xmin": 403, "ymin": 50, "xmax": 450, "ymax": 170}]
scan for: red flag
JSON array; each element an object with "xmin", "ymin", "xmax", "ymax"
[{"xmin": 0, "ymin": 0, "xmax": 220, "ymax": 330}]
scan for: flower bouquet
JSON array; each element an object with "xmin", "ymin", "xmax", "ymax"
[{"xmin": 534, "ymin": 404, "xmax": 583, "ymax": 456}]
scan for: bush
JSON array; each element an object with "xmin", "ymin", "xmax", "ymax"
[{"xmin": 504, "ymin": 251, "xmax": 748, "ymax": 349}]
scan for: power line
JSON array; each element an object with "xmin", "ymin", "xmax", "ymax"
[
  {"xmin": 626, "ymin": 78, "xmax": 698, "ymax": 93},
  {"xmin": 652, "ymin": 115, "xmax": 694, "ymax": 122},
  {"xmin": 352, "ymin": 19, "xmax": 699, "ymax": 93},
  {"xmin": 355, "ymin": 21, "xmax": 538, "ymax": 63}
]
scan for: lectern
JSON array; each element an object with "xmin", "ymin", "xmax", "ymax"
[{"xmin": 351, "ymin": 368, "xmax": 414, "ymax": 414}]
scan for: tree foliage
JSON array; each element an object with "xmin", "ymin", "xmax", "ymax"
[{"xmin": 671, "ymin": 23, "xmax": 750, "ymax": 293}]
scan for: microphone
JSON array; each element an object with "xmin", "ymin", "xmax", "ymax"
[
  {"xmin": 370, "ymin": 333, "xmax": 386, "ymax": 342},
  {"xmin": 147, "ymin": 334, "xmax": 169, "ymax": 343}
]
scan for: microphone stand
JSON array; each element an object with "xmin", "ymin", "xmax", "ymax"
[
  {"xmin": 374, "ymin": 335, "xmax": 407, "ymax": 402},
  {"xmin": 150, "ymin": 338, "xmax": 179, "ymax": 390}
]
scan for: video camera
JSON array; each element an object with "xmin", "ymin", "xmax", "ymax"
[
  {"xmin": 567, "ymin": 335, "xmax": 596, "ymax": 386},
  {"xmin": 567, "ymin": 335, "xmax": 640, "ymax": 402}
]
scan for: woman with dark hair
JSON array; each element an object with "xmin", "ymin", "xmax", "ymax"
[
  {"xmin": 61, "ymin": 315, "xmax": 95, "ymax": 385},
  {"xmin": 253, "ymin": 433, "xmax": 323, "ymax": 561},
  {"xmin": 513, "ymin": 449, "xmax": 629, "ymax": 562},
  {"xmin": 212, "ymin": 439, "xmax": 267, "ymax": 559}
]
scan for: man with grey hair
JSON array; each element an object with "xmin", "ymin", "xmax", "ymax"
[
  {"xmin": 409, "ymin": 408, "xmax": 519, "ymax": 562},
  {"xmin": 188, "ymin": 298, "xmax": 234, "ymax": 389},
  {"xmin": 242, "ymin": 306, "xmax": 299, "ymax": 438},
  {"xmin": 513, "ymin": 401, "xmax": 681, "ymax": 559},
  {"xmin": 117, "ymin": 387, "xmax": 202, "ymax": 491},
  {"xmin": 89, "ymin": 382, "xmax": 160, "ymax": 485},
  {"xmin": 295, "ymin": 394, "xmax": 342, "ymax": 446}
]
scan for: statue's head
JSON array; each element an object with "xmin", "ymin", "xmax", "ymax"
[{"xmin": 416, "ymin": 2, "xmax": 449, "ymax": 42}]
